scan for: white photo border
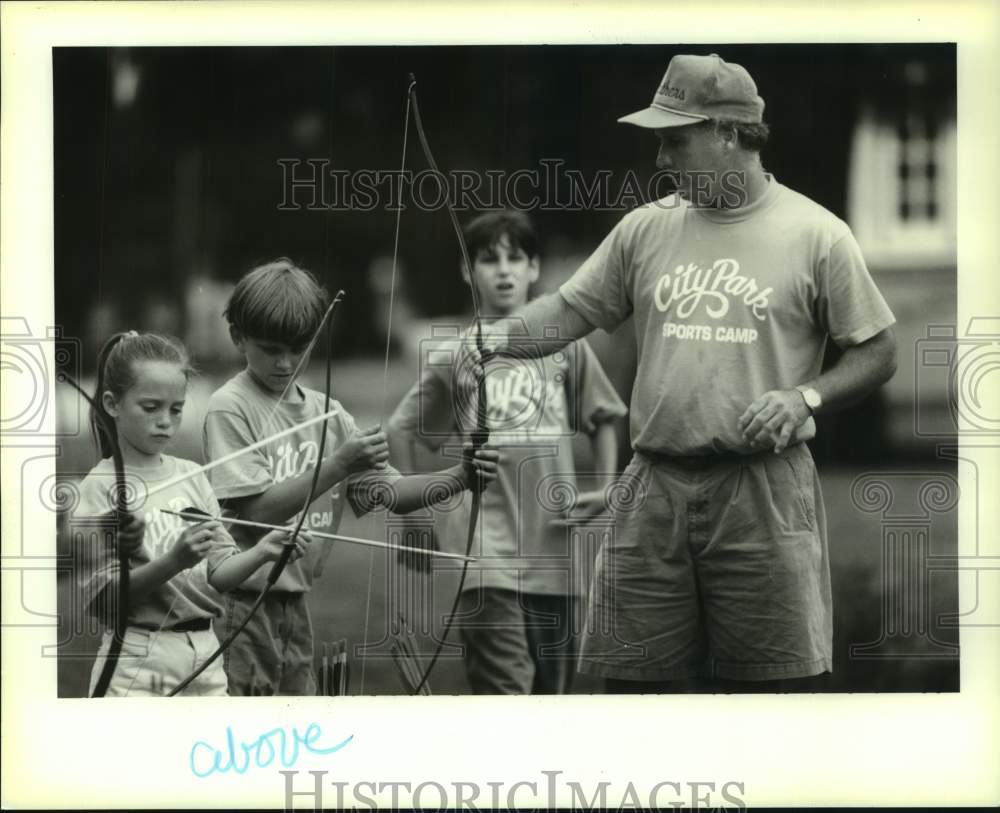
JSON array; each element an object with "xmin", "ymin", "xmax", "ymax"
[{"xmin": 2, "ymin": 1, "xmax": 998, "ymax": 808}]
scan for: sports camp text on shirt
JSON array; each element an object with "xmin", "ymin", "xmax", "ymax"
[{"xmin": 654, "ymin": 257, "xmax": 770, "ymax": 345}]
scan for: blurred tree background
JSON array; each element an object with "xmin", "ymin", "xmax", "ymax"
[{"xmin": 54, "ymin": 46, "xmax": 952, "ymax": 349}]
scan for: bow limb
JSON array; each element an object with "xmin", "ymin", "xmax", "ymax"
[
  {"xmin": 168, "ymin": 291, "xmax": 344, "ymax": 696},
  {"xmin": 406, "ymin": 74, "xmax": 490, "ymax": 695},
  {"xmin": 406, "ymin": 73, "xmax": 485, "ymax": 358},
  {"xmin": 95, "ymin": 431, "xmax": 131, "ymax": 697},
  {"xmin": 58, "ymin": 372, "xmax": 130, "ymax": 698}
]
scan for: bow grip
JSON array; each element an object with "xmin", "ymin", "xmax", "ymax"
[{"xmin": 463, "ymin": 426, "xmax": 491, "ymax": 495}]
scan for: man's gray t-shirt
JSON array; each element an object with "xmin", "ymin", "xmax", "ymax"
[{"xmin": 559, "ymin": 176, "xmax": 896, "ymax": 456}]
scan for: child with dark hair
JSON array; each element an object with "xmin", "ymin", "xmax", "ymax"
[
  {"xmin": 74, "ymin": 331, "xmax": 307, "ymax": 697},
  {"xmin": 461, "ymin": 210, "xmax": 540, "ymax": 268},
  {"xmin": 204, "ymin": 257, "xmax": 499, "ymax": 696},
  {"xmin": 388, "ymin": 212, "xmax": 627, "ymax": 694}
]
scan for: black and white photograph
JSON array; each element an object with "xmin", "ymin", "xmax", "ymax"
[
  {"xmin": 2, "ymin": 2, "xmax": 998, "ymax": 809},
  {"xmin": 49, "ymin": 41, "xmax": 962, "ymax": 700}
]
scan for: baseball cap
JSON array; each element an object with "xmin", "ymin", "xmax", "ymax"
[{"xmin": 618, "ymin": 53, "xmax": 765, "ymax": 129}]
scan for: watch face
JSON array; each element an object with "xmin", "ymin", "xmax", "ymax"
[{"xmin": 803, "ymin": 388, "xmax": 821, "ymax": 410}]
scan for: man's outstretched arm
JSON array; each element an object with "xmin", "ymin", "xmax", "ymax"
[{"xmin": 492, "ymin": 292, "xmax": 596, "ymax": 358}]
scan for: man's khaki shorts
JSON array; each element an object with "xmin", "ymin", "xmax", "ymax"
[{"xmin": 579, "ymin": 443, "xmax": 832, "ymax": 682}]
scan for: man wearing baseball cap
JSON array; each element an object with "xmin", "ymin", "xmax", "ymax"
[{"xmin": 491, "ymin": 53, "xmax": 897, "ymax": 692}]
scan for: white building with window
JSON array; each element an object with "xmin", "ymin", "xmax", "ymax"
[{"xmin": 846, "ymin": 59, "xmax": 957, "ymax": 449}]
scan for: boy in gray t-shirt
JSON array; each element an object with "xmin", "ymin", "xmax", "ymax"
[
  {"xmin": 205, "ymin": 258, "xmax": 499, "ymax": 696},
  {"xmin": 389, "ymin": 212, "xmax": 626, "ymax": 694}
]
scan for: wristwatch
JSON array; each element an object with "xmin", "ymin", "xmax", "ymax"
[{"xmin": 795, "ymin": 385, "xmax": 822, "ymax": 415}]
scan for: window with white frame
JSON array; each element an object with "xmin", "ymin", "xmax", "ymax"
[{"xmin": 847, "ymin": 61, "xmax": 956, "ymax": 270}]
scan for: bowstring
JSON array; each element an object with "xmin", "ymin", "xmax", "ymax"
[{"xmin": 360, "ymin": 80, "xmax": 414, "ymax": 696}]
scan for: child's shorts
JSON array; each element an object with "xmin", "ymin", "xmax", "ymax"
[
  {"xmin": 579, "ymin": 443, "xmax": 832, "ymax": 682},
  {"xmin": 222, "ymin": 589, "xmax": 316, "ymax": 696},
  {"xmin": 457, "ymin": 587, "xmax": 579, "ymax": 694},
  {"xmin": 89, "ymin": 622, "xmax": 228, "ymax": 697}
]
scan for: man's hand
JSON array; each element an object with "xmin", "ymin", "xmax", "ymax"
[
  {"xmin": 168, "ymin": 520, "xmax": 221, "ymax": 570},
  {"xmin": 334, "ymin": 425, "xmax": 390, "ymax": 473},
  {"xmin": 455, "ymin": 325, "xmax": 500, "ymax": 394},
  {"xmin": 116, "ymin": 512, "xmax": 146, "ymax": 558},
  {"xmin": 738, "ymin": 389, "xmax": 812, "ymax": 453},
  {"xmin": 476, "ymin": 320, "xmax": 510, "ymax": 358},
  {"xmin": 254, "ymin": 528, "xmax": 312, "ymax": 564},
  {"xmin": 461, "ymin": 443, "xmax": 500, "ymax": 490}
]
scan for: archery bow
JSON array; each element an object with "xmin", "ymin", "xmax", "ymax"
[
  {"xmin": 93, "ymin": 414, "xmax": 130, "ymax": 698},
  {"xmin": 167, "ymin": 290, "xmax": 343, "ymax": 695},
  {"xmin": 404, "ymin": 73, "xmax": 491, "ymax": 695},
  {"xmin": 58, "ymin": 363, "xmax": 130, "ymax": 698}
]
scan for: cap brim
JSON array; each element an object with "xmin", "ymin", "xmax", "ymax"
[{"xmin": 617, "ymin": 106, "xmax": 708, "ymax": 129}]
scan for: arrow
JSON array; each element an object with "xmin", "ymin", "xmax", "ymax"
[{"xmin": 161, "ymin": 509, "xmax": 477, "ymax": 563}]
